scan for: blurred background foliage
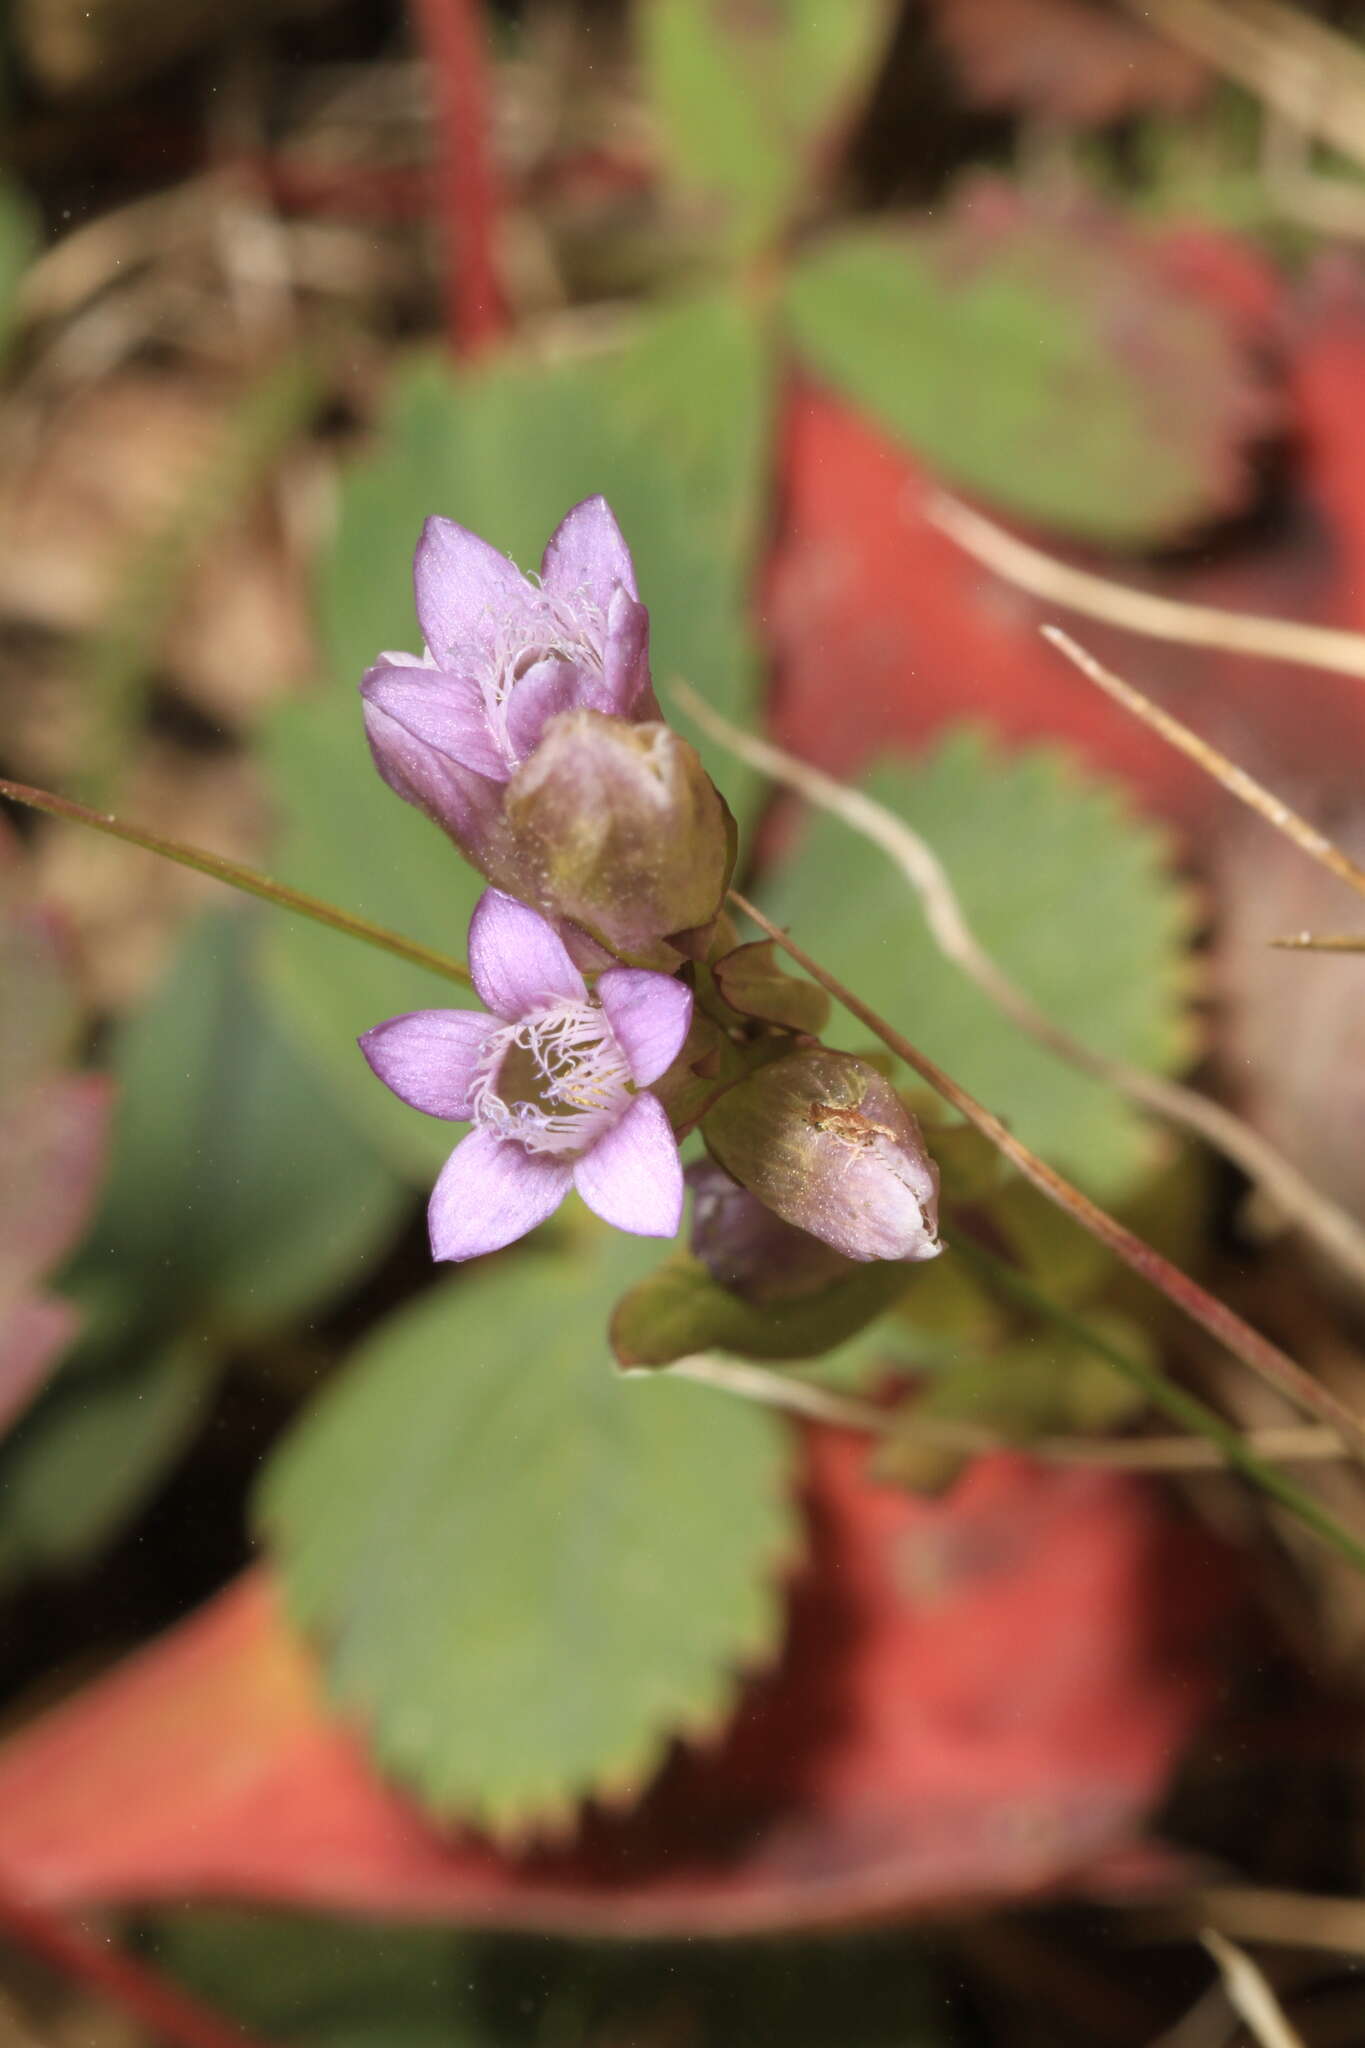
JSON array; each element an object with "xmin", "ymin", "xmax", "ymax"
[{"xmin": 4, "ymin": 1, "xmax": 1365, "ymax": 2043}]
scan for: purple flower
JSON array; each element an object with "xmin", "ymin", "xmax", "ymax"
[
  {"xmin": 360, "ymin": 889, "xmax": 692, "ymax": 1262},
  {"xmin": 361, "ymin": 496, "xmax": 654, "ymax": 858}
]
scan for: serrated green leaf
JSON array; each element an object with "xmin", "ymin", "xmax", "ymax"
[
  {"xmin": 612, "ymin": 1252, "xmax": 908, "ymax": 1367},
  {"xmin": 258, "ymin": 1232, "xmax": 797, "ymax": 1835},
  {"xmin": 762, "ymin": 728, "xmax": 1192, "ymax": 1200},
  {"xmin": 784, "ymin": 212, "xmax": 1262, "ymax": 544},
  {"xmin": 264, "ymin": 302, "xmax": 770, "ymax": 1164}
]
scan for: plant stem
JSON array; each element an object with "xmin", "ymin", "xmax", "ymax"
[
  {"xmin": 952, "ymin": 1235, "xmax": 1365, "ymax": 1573},
  {"xmin": 0, "ymin": 778, "xmax": 472, "ymax": 989},
  {"xmin": 729, "ymin": 887, "xmax": 1365, "ymax": 1467},
  {"xmin": 407, "ymin": 0, "xmax": 504, "ymax": 358}
]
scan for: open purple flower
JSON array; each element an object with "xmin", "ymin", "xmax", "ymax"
[
  {"xmin": 361, "ymin": 496, "xmax": 654, "ymax": 857},
  {"xmin": 360, "ymin": 889, "xmax": 692, "ymax": 1262}
]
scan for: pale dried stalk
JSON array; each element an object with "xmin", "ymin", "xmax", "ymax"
[
  {"xmin": 1272, "ymin": 933, "xmax": 1365, "ymax": 954},
  {"xmin": 728, "ymin": 888, "xmax": 1365, "ymax": 1463},
  {"xmin": 1199, "ymin": 1933, "xmax": 1306, "ymax": 2048},
  {"xmin": 677, "ymin": 684, "xmax": 1365, "ymax": 1291},
  {"xmin": 1043, "ymin": 627, "xmax": 1365, "ymax": 905},
  {"xmin": 1123, "ymin": 0, "xmax": 1365, "ymax": 176},
  {"xmin": 928, "ymin": 494, "xmax": 1365, "ymax": 683},
  {"xmin": 1155, "ymin": 1888, "xmax": 1365, "ymax": 1960},
  {"xmin": 662, "ymin": 1354, "xmax": 1348, "ymax": 1473}
]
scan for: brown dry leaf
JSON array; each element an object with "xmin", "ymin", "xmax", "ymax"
[
  {"xmin": 924, "ymin": 0, "xmax": 1206, "ymax": 125},
  {"xmin": 0, "ymin": 375, "xmax": 223, "ymax": 636},
  {"xmin": 1217, "ymin": 802, "xmax": 1365, "ymax": 1302},
  {"xmin": 0, "ymin": 371, "xmax": 314, "ymax": 734}
]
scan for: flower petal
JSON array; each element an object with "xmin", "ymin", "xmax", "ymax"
[
  {"xmin": 597, "ymin": 969, "xmax": 693, "ymax": 1087},
  {"xmin": 361, "ymin": 694, "xmax": 503, "ymax": 852},
  {"xmin": 598, "ymin": 587, "xmax": 651, "ymax": 714},
  {"xmin": 358, "ymin": 1009, "xmax": 492, "ymax": 1120},
  {"xmin": 429, "ymin": 1127, "xmax": 571, "ymax": 1262},
  {"xmin": 414, "ymin": 516, "xmax": 528, "ymax": 670},
  {"xmin": 573, "ymin": 1091, "xmax": 683, "ymax": 1238},
  {"xmin": 361, "ymin": 661, "xmax": 509, "ymax": 783},
  {"xmin": 468, "ymin": 888, "xmax": 586, "ymax": 1020},
  {"xmin": 540, "ymin": 495, "xmax": 638, "ymax": 607},
  {"xmin": 504, "ymin": 656, "xmax": 583, "ymax": 764}
]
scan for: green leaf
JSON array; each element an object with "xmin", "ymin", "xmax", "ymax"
[
  {"xmin": 712, "ymin": 938, "xmax": 831, "ymax": 1033},
  {"xmin": 612, "ymin": 1252, "xmax": 909, "ymax": 1367},
  {"xmin": 784, "ymin": 210, "xmax": 1264, "ymax": 545},
  {"xmin": 68, "ymin": 911, "xmax": 407, "ymax": 1337},
  {"xmin": 148, "ymin": 1908, "xmax": 951, "ymax": 2048},
  {"xmin": 264, "ymin": 301, "xmax": 771, "ymax": 1165},
  {"xmin": 762, "ymin": 729, "xmax": 1192, "ymax": 1200},
  {"xmin": 642, "ymin": 1, "xmax": 891, "ymax": 260},
  {"xmin": 0, "ymin": 912, "xmax": 408, "ymax": 1584},
  {"xmin": 258, "ymin": 1232, "xmax": 797, "ymax": 1835},
  {"xmin": 0, "ymin": 1332, "xmax": 216, "ymax": 1591}
]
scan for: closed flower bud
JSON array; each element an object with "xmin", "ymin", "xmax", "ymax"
[
  {"xmin": 685, "ymin": 1160, "xmax": 853, "ymax": 1304},
  {"xmin": 505, "ymin": 710, "xmax": 732, "ymax": 957},
  {"xmin": 702, "ymin": 1046, "xmax": 942, "ymax": 1265}
]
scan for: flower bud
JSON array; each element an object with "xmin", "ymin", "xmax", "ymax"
[
  {"xmin": 505, "ymin": 710, "xmax": 733, "ymax": 956},
  {"xmin": 702, "ymin": 1046, "xmax": 942, "ymax": 1265},
  {"xmin": 685, "ymin": 1160, "xmax": 852, "ymax": 1304}
]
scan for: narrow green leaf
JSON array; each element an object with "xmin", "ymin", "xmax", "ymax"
[
  {"xmin": 258, "ymin": 1233, "xmax": 798, "ymax": 1835},
  {"xmin": 762, "ymin": 729, "xmax": 1193, "ymax": 1200},
  {"xmin": 612, "ymin": 1252, "xmax": 909, "ymax": 1367},
  {"xmin": 67, "ymin": 911, "xmax": 408, "ymax": 1337}
]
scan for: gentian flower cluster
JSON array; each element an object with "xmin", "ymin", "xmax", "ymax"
[{"xmin": 358, "ymin": 495, "xmax": 942, "ymax": 1272}]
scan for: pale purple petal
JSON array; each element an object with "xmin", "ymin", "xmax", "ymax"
[
  {"xmin": 468, "ymin": 889, "xmax": 586, "ymax": 1021},
  {"xmin": 539, "ymin": 494, "xmax": 638, "ymax": 607},
  {"xmin": 505, "ymin": 657, "xmax": 583, "ymax": 763},
  {"xmin": 361, "ymin": 661, "xmax": 509, "ymax": 783},
  {"xmin": 414, "ymin": 516, "xmax": 528, "ymax": 669},
  {"xmin": 573, "ymin": 1091, "xmax": 683, "ymax": 1238},
  {"xmin": 361, "ymin": 698, "xmax": 507, "ymax": 858},
  {"xmin": 358, "ymin": 1010, "xmax": 492, "ymax": 1120},
  {"xmin": 597, "ymin": 969, "xmax": 692, "ymax": 1087},
  {"xmin": 429, "ymin": 1127, "xmax": 572, "ymax": 1261},
  {"xmin": 596, "ymin": 588, "xmax": 651, "ymax": 715}
]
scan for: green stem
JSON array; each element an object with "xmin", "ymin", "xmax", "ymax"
[
  {"xmin": 953, "ymin": 1234, "xmax": 1365, "ymax": 1577},
  {"xmin": 0, "ymin": 778, "xmax": 472, "ymax": 989}
]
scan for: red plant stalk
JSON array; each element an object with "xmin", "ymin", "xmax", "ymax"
[
  {"xmin": 0, "ymin": 1880, "xmax": 278, "ymax": 2048},
  {"xmin": 407, "ymin": 0, "xmax": 505, "ymax": 358}
]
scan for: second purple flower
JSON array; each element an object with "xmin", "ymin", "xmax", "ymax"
[{"xmin": 360, "ymin": 889, "xmax": 692, "ymax": 1262}]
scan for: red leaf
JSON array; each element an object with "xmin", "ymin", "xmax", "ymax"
[
  {"xmin": 924, "ymin": 0, "xmax": 1206, "ymax": 126},
  {"xmin": 0, "ymin": 1294, "xmax": 78, "ymax": 1439},
  {"xmin": 0, "ymin": 1433, "xmax": 1235, "ymax": 1934}
]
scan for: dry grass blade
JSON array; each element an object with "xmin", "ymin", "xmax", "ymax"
[
  {"xmin": 1124, "ymin": 0, "xmax": 1365, "ymax": 178},
  {"xmin": 662, "ymin": 1355, "xmax": 1351, "ymax": 1473},
  {"xmin": 1271, "ymin": 933, "xmax": 1365, "ymax": 954},
  {"xmin": 928, "ymin": 493, "xmax": 1365, "ymax": 681},
  {"xmin": 1151, "ymin": 1888, "xmax": 1365, "ymax": 1960},
  {"xmin": 1043, "ymin": 627, "xmax": 1365, "ymax": 905},
  {"xmin": 677, "ymin": 683, "xmax": 1365, "ymax": 1291},
  {"xmin": 727, "ymin": 887, "xmax": 1365, "ymax": 1468},
  {"xmin": 1199, "ymin": 1932, "xmax": 1306, "ymax": 2048}
]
